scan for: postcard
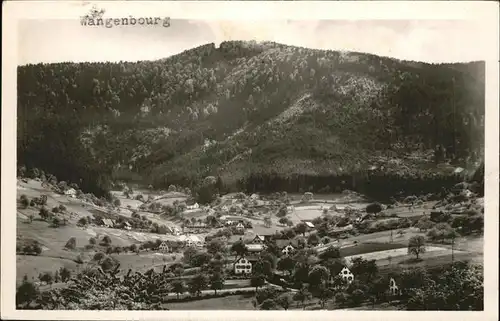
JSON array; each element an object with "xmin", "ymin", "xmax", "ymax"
[{"xmin": 2, "ymin": 1, "xmax": 498, "ymax": 320}]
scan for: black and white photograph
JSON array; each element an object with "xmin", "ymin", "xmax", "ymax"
[{"xmin": 2, "ymin": 1, "xmax": 499, "ymax": 319}]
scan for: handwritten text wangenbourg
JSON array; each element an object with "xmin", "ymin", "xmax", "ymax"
[{"xmin": 81, "ymin": 15, "xmax": 171, "ymax": 28}]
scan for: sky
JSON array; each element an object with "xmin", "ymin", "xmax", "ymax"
[{"xmin": 18, "ymin": 18, "xmax": 489, "ymax": 65}]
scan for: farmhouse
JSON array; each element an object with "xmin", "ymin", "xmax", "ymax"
[
  {"xmin": 276, "ymin": 239, "xmax": 299, "ymax": 254},
  {"xmin": 286, "ymin": 205, "xmax": 295, "ymax": 213},
  {"xmin": 302, "ymin": 192, "xmax": 314, "ymax": 201},
  {"xmin": 186, "ymin": 203, "xmax": 200, "ymax": 210},
  {"xmin": 281, "ymin": 244, "xmax": 296, "ymax": 255},
  {"xmin": 233, "ymin": 257, "xmax": 253, "ymax": 275},
  {"xmin": 388, "ymin": 277, "xmax": 401, "ymax": 296},
  {"xmin": 158, "ymin": 241, "xmax": 169, "ymax": 253},
  {"xmin": 339, "ymin": 267, "xmax": 354, "ymax": 284},
  {"xmin": 245, "ymin": 243, "xmax": 266, "ymax": 252},
  {"xmin": 179, "ymin": 235, "xmax": 203, "ymax": 247},
  {"xmin": 124, "ymin": 221, "xmax": 132, "ymax": 230},
  {"xmin": 251, "ymin": 235, "xmax": 266, "ymax": 244},
  {"xmin": 304, "ymin": 221, "xmax": 315, "ymax": 229},
  {"xmin": 102, "ymin": 219, "xmax": 115, "ymax": 228},
  {"xmin": 236, "ymin": 222, "xmax": 245, "ymax": 231},
  {"xmin": 64, "ymin": 188, "xmax": 77, "ymax": 197},
  {"xmin": 221, "ymin": 205, "xmax": 229, "ymax": 212},
  {"xmin": 250, "ymin": 193, "xmax": 259, "ymax": 200}
]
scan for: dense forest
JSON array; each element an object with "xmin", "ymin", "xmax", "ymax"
[{"xmin": 17, "ymin": 41, "xmax": 485, "ymax": 199}]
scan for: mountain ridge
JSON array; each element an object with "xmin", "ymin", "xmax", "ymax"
[{"xmin": 17, "ymin": 41, "xmax": 485, "ymax": 199}]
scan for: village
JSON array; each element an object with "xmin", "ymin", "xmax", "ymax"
[{"xmin": 15, "ymin": 168, "xmax": 484, "ymax": 310}]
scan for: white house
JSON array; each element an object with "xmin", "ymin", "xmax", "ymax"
[
  {"xmin": 304, "ymin": 221, "xmax": 315, "ymax": 229},
  {"xmin": 158, "ymin": 241, "xmax": 169, "ymax": 253},
  {"xmin": 234, "ymin": 257, "xmax": 252, "ymax": 275},
  {"xmin": 250, "ymin": 194, "xmax": 259, "ymax": 200},
  {"xmin": 282, "ymin": 244, "xmax": 295, "ymax": 256},
  {"xmin": 287, "ymin": 205, "xmax": 295, "ymax": 213},
  {"xmin": 64, "ymin": 188, "xmax": 77, "ymax": 198},
  {"xmin": 236, "ymin": 222, "xmax": 245, "ymax": 231},
  {"xmin": 185, "ymin": 235, "xmax": 203, "ymax": 247},
  {"xmin": 221, "ymin": 205, "xmax": 229, "ymax": 212},
  {"xmin": 124, "ymin": 221, "xmax": 132, "ymax": 230},
  {"xmin": 302, "ymin": 192, "xmax": 314, "ymax": 201},
  {"xmin": 102, "ymin": 219, "xmax": 115, "ymax": 228},
  {"xmin": 186, "ymin": 203, "xmax": 199, "ymax": 210},
  {"xmin": 388, "ymin": 278, "xmax": 401, "ymax": 296},
  {"xmin": 339, "ymin": 267, "xmax": 354, "ymax": 284},
  {"xmin": 245, "ymin": 243, "xmax": 266, "ymax": 252}
]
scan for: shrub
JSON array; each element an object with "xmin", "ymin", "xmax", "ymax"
[
  {"xmin": 20, "ymin": 195, "xmax": 30, "ymax": 208},
  {"xmin": 16, "ymin": 279, "xmax": 39, "ymax": 308},
  {"xmin": 366, "ymin": 203, "xmax": 383, "ymax": 215},
  {"xmin": 51, "ymin": 217, "xmax": 60, "ymax": 228},
  {"xmin": 100, "ymin": 235, "xmax": 112, "ymax": 246},
  {"xmin": 39, "ymin": 207, "xmax": 50, "ymax": 220},
  {"xmin": 93, "ymin": 252, "xmax": 105, "ymax": 261},
  {"xmin": 64, "ymin": 237, "xmax": 76, "ymax": 250}
]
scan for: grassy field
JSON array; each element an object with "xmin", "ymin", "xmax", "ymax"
[
  {"xmin": 164, "ymin": 294, "xmax": 255, "ymax": 310},
  {"xmin": 339, "ymin": 242, "xmax": 407, "ymax": 257},
  {"xmin": 345, "ymin": 245, "xmax": 460, "ymax": 263},
  {"xmin": 16, "ymin": 255, "xmax": 79, "ymax": 285}
]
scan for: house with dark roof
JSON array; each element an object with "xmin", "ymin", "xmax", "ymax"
[
  {"xmin": 251, "ymin": 235, "xmax": 266, "ymax": 244},
  {"xmin": 276, "ymin": 239, "xmax": 300, "ymax": 255}
]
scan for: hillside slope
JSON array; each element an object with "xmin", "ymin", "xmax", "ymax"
[{"xmin": 17, "ymin": 41, "xmax": 485, "ymax": 198}]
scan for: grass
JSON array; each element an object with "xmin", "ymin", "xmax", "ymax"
[
  {"xmin": 111, "ymin": 252, "xmax": 182, "ymax": 273},
  {"xmin": 16, "ymin": 255, "xmax": 79, "ymax": 285},
  {"xmin": 339, "ymin": 242, "xmax": 407, "ymax": 257},
  {"xmin": 164, "ymin": 294, "xmax": 255, "ymax": 310},
  {"xmin": 345, "ymin": 245, "xmax": 452, "ymax": 263}
]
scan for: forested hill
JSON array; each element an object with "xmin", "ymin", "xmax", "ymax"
[{"xmin": 17, "ymin": 41, "xmax": 485, "ymax": 198}]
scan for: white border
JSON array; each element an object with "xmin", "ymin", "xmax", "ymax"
[{"xmin": 2, "ymin": 1, "xmax": 499, "ymax": 320}]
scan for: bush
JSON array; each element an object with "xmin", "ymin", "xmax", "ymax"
[
  {"xmin": 65, "ymin": 237, "xmax": 76, "ymax": 250},
  {"xmin": 16, "ymin": 279, "xmax": 39, "ymax": 308},
  {"xmin": 93, "ymin": 252, "xmax": 105, "ymax": 261},
  {"xmin": 39, "ymin": 207, "xmax": 50, "ymax": 220},
  {"xmin": 100, "ymin": 235, "xmax": 112, "ymax": 246},
  {"xmin": 20, "ymin": 195, "xmax": 30, "ymax": 208},
  {"xmin": 51, "ymin": 217, "xmax": 61, "ymax": 228},
  {"xmin": 366, "ymin": 203, "xmax": 383, "ymax": 215}
]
